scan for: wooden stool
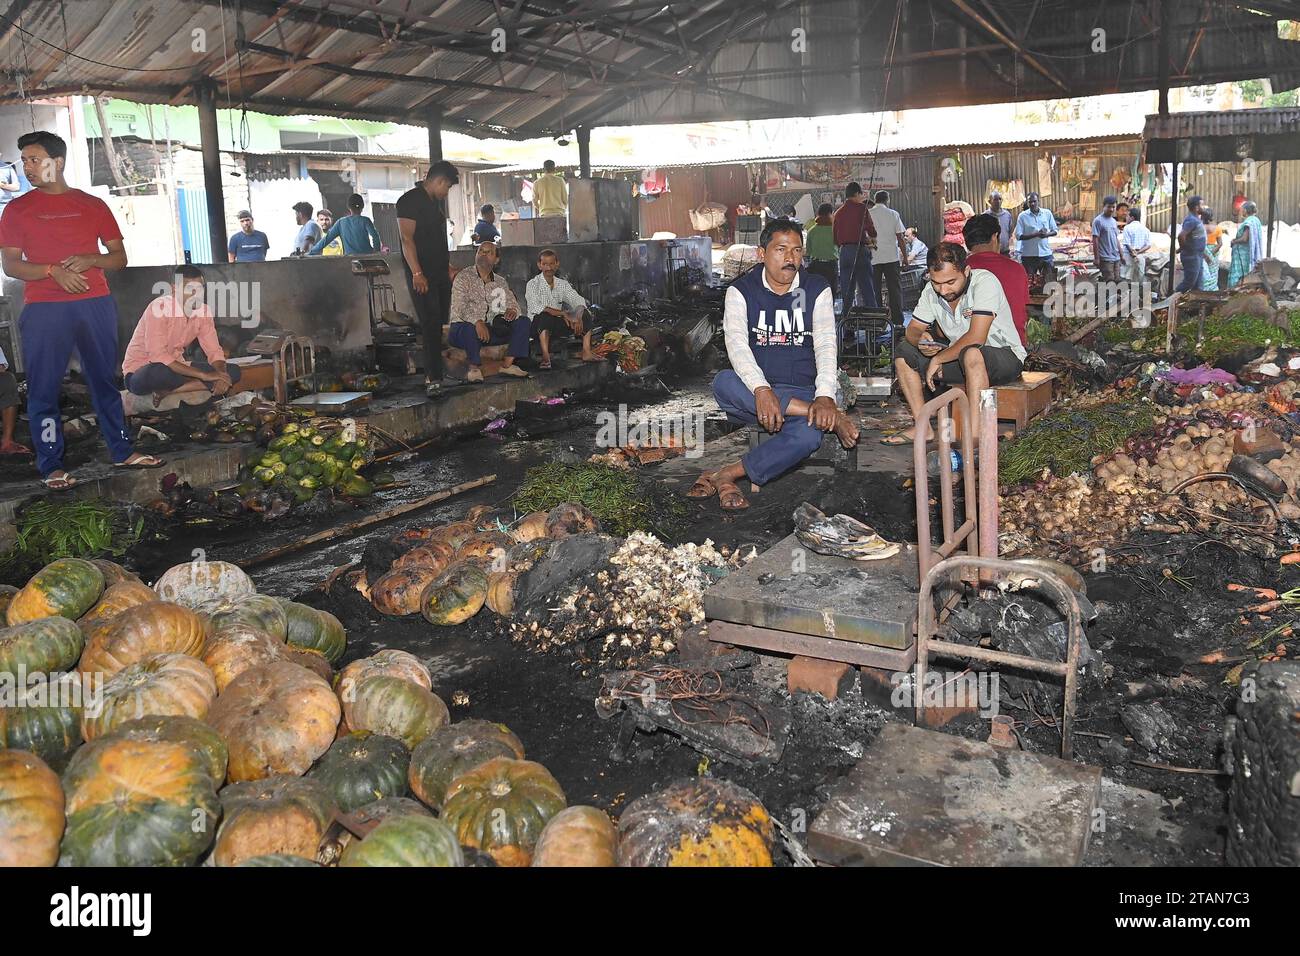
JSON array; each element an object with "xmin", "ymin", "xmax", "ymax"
[{"xmin": 953, "ymin": 371, "xmax": 1056, "ymax": 439}]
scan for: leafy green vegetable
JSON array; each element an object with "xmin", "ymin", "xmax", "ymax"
[
  {"xmin": 513, "ymin": 461, "xmax": 687, "ymax": 538},
  {"xmin": 999, "ymin": 402, "xmax": 1158, "ymax": 485}
]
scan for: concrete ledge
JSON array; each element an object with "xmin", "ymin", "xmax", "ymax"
[{"xmin": 0, "ymin": 361, "xmax": 610, "ymax": 521}]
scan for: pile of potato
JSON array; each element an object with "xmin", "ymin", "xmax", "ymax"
[{"xmin": 999, "ymin": 473, "xmax": 1164, "ymax": 561}]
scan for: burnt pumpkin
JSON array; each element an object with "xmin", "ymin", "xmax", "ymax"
[
  {"xmin": 279, "ymin": 600, "xmax": 347, "ymax": 664},
  {"xmin": 440, "ymin": 757, "xmax": 567, "ymax": 867},
  {"xmin": 307, "ymin": 731, "xmax": 410, "ymax": 812},
  {"xmin": 81, "ymin": 653, "xmax": 217, "ymax": 740},
  {"xmin": 532, "ymin": 805, "xmax": 619, "ymax": 867},
  {"xmin": 78, "ymin": 601, "xmax": 206, "ymax": 678},
  {"xmin": 91, "ymin": 714, "xmax": 228, "ymax": 786},
  {"xmin": 544, "ymin": 502, "xmax": 600, "ymax": 537},
  {"xmin": 510, "ymin": 511, "xmax": 550, "ymax": 542},
  {"xmin": 0, "ymin": 615, "xmax": 85, "ymax": 676},
  {"xmin": 6, "ymin": 558, "xmax": 105, "ymax": 626},
  {"xmin": 200, "ymin": 625, "xmax": 285, "ymax": 692},
  {"xmin": 0, "ymin": 675, "xmax": 84, "ymax": 771},
  {"xmin": 77, "ymin": 579, "xmax": 157, "ymax": 640},
  {"xmin": 429, "ymin": 520, "xmax": 479, "ymax": 551},
  {"xmin": 464, "ymin": 505, "xmax": 493, "ymax": 523},
  {"xmin": 153, "ymin": 560, "xmax": 256, "ymax": 610},
  {"xmin": 616, "ymin": 777, "xmax": 775, "ymax": 867},
  {"xmin": 346, "ymin": 675, "xmax": 448, "ymax": 749},
  {"xmin": 370, "ymin": 566, "xmax": 443, "ymax": 616},
  {"xmin": 206, "ymin": 660, "xmax": 341, "ymax": 783},
  {"xmin": 420, "ymin": 562, "xmax": 489, "ymax": 626},
  {"xmin": 205, "ymin": 595, "xmax": 288, "ymax": 641},
  {"xmin": 456, "ymin": 531, "xmax": 514, "ymax": 565},
  {"xmin": 408, "ymin": 719, "xmax": 524, "ymax": 811},
  {"xmin": 0, "ymin": 749, "xmax": 65, "ymax": 866},
  {"xmin": 211, "ymin": 775, "xmax": 336, "ymax": 867},
  {"xmin": 339, "ymin": 814, "xmax": 464, "ymax": 867},
  {"xmin": 59, "ymin": 736, "xmax": 220, "ymax": 866},
  {"xmin": 391, "ymin": 541, "xmax": 455, "ymax": 574},
  {"xmin": 485, "ymin": 570, "xmax": 522, "ymax": 617}
]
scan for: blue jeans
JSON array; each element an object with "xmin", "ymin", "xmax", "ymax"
[
  {"xmin": 446, "ymin": 315, "xmax": 533, "ymax": 365},
  {"xmin": 125, "ymin": 360, "xmax": 241, "ymax": 395},
  {"xmin": 19, "ymin": 295, "xmax": 133, "ymax": 476},
  {"xmin": 839, "ymin": 244, "xmax": 878, "ymax": 308},
  {"xmin": 713, "ymin": 369, "xmax": 824, "ymax": 486},
  {"xmin": 1176, "ymin": 253, "xmax": 1203, "ymax": 293}
]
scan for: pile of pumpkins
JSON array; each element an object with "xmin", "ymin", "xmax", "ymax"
[
  {"xmin": 0, "ymin": 555, "xmax": 778, "ymax": 867},
  {"xmin": 367, "ymin": 501, "xmax": 600, "ymax": 624}
]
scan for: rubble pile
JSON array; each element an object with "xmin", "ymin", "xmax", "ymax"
[{"xmin": 508, "ymin": 533, "xmax": 749, "ymax": 670}]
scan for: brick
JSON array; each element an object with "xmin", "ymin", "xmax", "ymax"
[
  {"xmin": 858, "ymin": 664, "xmax": 979, "ymax": 727},
  {"xmin": 678, "ymin": 623, "xmax": 738, "ymax": 665},
  {"xmin": 789, "ymin": 656, "xmax": 856, "ymax": 699}
]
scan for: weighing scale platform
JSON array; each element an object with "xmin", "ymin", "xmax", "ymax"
[
  {"xmin": 809, "ymin": 723, "xmax": 1102, "ymax": 866},
  {"xmin": 290, "ymin": 391, "xmax": 372, "ymax": 414},
  {"xmin": 702, "ymin": 533, "xmax": 918, "ymax": 650}
]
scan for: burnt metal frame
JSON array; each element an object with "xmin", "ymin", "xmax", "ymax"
[
  {"xmin": 914, "ymin": 555, "xmax": 1083, "ymax": 758},
  {"xmin": 911, "ymin": 386, "xmax": 979, "ymax": 578}
]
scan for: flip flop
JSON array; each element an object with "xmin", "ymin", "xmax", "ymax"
[
  {"xmin": 41, "ymin": 472, "xmax": 77, "ymax": 491},
  {"xmin": 717, "ymin": 481, "xmax": 750, "ymax": 511},
  {"xmin": 686, "ymin": 473, "xmax": 719, "ymax": 498},
  {"xmin": 114, "ymin": 454, "xmax": 165, "ymax": 470},
  {"xmin": 538, "ymin": 360, "xmax": 552, "ymax": 371},
  {"xmin": 879, "ymin": 434, "xmax": 911, "ymax": 445}
]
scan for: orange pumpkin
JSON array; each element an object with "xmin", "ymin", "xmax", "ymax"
[
  {"xmin": 0, "ymin": 585, "xmax": 17, "ymax": 620},
  {"xmin": 544, "ymin": 502, "xmax": 600, "ymax": 537},
  {"xmin": 485, "ymin": 570, "xmax": 521, "ymax": 617},
  {"xmin": 440, "ymin": 757, "xmax": 566, "ymax": 866},
  {"xmin": 81, "ymin": 653, "xmax": 217, "ymax": 740},
  {"xmin": 201, "ymin": 625, "xmax": 285, "ymax": 692},
  {"xmin": 532, "ymin": 805, "xmax": 618, "ymax": 867},
  {"xmin": 370, "ymin": 566, "xmax": 444, "ymax": 616},
  {"xmin": 0, "ymin": 749, "xmax": 65, "ymax": 866},
  {"xmin": 77, "ymin": 579, "xmax": 157, "ymax": 639},
  {"xmin": 206, "ymin": 661, "xmax": 341, "ymax": 783},
  {"xmin": 211, "ymin": 775, "xmax": 337, "ymax": 867},
  {"xmin": 408, "ymin": 719, "xmax": 524, "ymax": 812},
  {"xmin": 89, "ymin": 559, "xmax": 141, "ymax": 587},
  {"xmin": 283, "ymin": 647, "xmax": 334, "ymax": 683},
  {"xmin": 7, "ymin": 558, "xmax": 105, "ymax": 625},
  {"xmin": 456, "ymin": 531, "xmax": 514, "ymax": 565},
  {"xmin": 78, "ymin": 601, "xmax": 205, "ymax": 677},
  {"xmin": 617, "ymin": 778, "xmax": 775, "ymax": 867}
]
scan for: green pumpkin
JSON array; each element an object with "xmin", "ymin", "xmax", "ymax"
[
  {"xmin": 0, "ymin": 616, "xmax": 84, "ymax": 676},
  {"xmin": 339, "ymin": 814, "xmax": 464, "ymax": 867},
  {"xmin": 308, "ymin": 731, "xmax": 410, "ymax": 812},
  {"xmin": 440, "ymin": 757, "xmax": 567, "ymax": 867},
  {"xmin": 0, "ymin": 675, "xmax": 84, "ymax": 771},
  {"xmin": 212, "ymin": 775, "xmax": 336, "ymax": 867},
  {"xmin": 420, "ymin": 563, "xmax": 489, "ymax": 626},
  {"xmin": 93, "ymin": 715, "xmax": 228, "ymax": 786},
  {"xmin": 409, "ymin": 719, "xmax": 525, "ymax": 812},
  {"xmin": 347, "ymin": 676, "xmax": 448, "ymax": 749},
  {"xmin": 6, "ymin": 558, "xmax": 105, "ymax": 626},
  {"xmin": 59, "ymin": 734, "xmax": 220, "ymax": 866},
  {"xmin": 206, "ymin": 596, "xmax": 288, "ymax": 642},
  {"xmin": 237, "ymin": 854, "xmax": 321, "ymax": 867},
  {"xmin": 279, "ymin": 600, "xmax": 347, "ymax": 663},
  {"xmin": 0, "ymin": 585, "xmax": 18, "ymax": 619}
]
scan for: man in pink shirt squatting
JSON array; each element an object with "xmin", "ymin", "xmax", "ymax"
[{"xmin": 123, "ymin": 264, "xmax": 240, "ymax": 407}]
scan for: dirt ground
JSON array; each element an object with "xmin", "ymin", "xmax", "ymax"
[{"xmin": 118, "ymin": 373, "xmax": 1271, "ymax": 866}]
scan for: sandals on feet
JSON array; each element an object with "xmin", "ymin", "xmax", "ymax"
[
  {"xmin": 717, "ymin": 481, "xmax": 750, "ymax": 510},
  {"xmin": 42, "ymin": 471, "xmax": 77, "ymax": 491},
  {"xmin": 686, "ymin": 473, "xmax": 718, "ymax": 498},
  {"xmin": 114, "ymin": 453, "xmax": 165, "ymax": 470}
]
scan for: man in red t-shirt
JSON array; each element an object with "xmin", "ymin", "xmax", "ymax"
[
  {"xmin": 962, "ymin": 213, "xmax": 1030, "ymax": 348},
  {"xmin": 832, "ymin": 181, "xmax": 878, "ymax": 311},
  {"xmin": 0, "ymin": 131, "xmax": 162, "ymax": 489}
]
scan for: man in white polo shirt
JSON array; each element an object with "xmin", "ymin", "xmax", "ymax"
[
  {"xmin": 869, "ymin": 190, "xmax": 909, "ymax": 328},
  {"xmin": 889, "ymin": 241, "xmax": 1025, "ymax": 444}
]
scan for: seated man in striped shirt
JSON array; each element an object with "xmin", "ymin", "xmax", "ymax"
[
  {"xmin": 446, "ymin": 241, "xmax": 530, "ymax": 383},
  {"xmin": 525, "ymin": 248, "xmax": 599, "ymax": 370}
]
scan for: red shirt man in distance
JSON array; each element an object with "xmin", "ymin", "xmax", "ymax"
[
  {"xmin": 0, "ymin": 130, "xmax": 162, "ymax": 489},
  {"xmin": 962, "ymin": 212, "xmax": 1030, "ymax": 348}
]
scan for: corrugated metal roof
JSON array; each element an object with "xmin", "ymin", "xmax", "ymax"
[
  {"xmin": 1143, "ymin": 108, "xmax": 1300, "ymax": 141},
  {"xmin": 0, "ymin": 1, "xmax": 1298, "ymax": 139}
]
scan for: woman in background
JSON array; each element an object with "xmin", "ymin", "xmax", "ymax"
[
  {"xmin": 1228, "ymin": 200, "xmax": 1264, "ymax": 288},
  {"xmin": 310, "ymin": 193, "xmax": 383, "ymax": 255},
  {"xmin": 1199, "ymin": 207, "xmax": 1223, "ymax": 292}
]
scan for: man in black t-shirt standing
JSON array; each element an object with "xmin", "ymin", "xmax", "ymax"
[{"xmin": 397, "ymin": 160, "xmax": 459, "ymax": 397}]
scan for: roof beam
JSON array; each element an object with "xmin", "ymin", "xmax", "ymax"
[{"xmin": 945, "ymin": 0, "xmax": 1070, "ymax": 94}]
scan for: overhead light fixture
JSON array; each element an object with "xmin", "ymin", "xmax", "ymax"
[{"xmin": 556, "ymin": 135, "xmax": 570, "ymax": 146}]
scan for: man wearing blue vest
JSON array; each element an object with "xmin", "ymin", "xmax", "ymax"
[{"xmin": 687, "ymin": 218, "xmax": 858, "ymax": 510}]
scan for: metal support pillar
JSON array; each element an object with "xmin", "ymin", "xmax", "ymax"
[
  {"xmin": 427, "ymin": 107, "xmax": 443, "ymax": 164},
  {"xmin": 577, "ymin": 125, "xmax": 591, "ymax": 179},
  {"xmin": 196, "ymin": 82, "xmax": 226, "ymax": 263}
]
